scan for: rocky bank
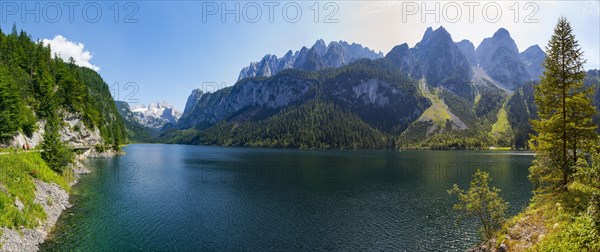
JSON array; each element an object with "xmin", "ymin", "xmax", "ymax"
[
  {"xmin": 0, "ymin": 113, "xmax": 121, "ymax": 252},
  {"xmin": 0, "ymin": 161, "xmax": 89, "ymax": 252}
]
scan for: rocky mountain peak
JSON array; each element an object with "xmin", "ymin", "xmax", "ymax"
[
  {"xmin": 385, "ymin": 43, "xmax": 413, "ymax": 74},
  {"xmin": 429, "ymin": 26, "xmax": 453, "ymax": 45},
  {"xmin": 283, "ymin": 50, "xmax": 294, "ymax": 59},
  {"xmin": 385, "ymin": 27, "xmax": 472, "ymax": 94},
  {"xmin": 478, "ymin": 28, "xmax": 519, "ymax": 57},
  {"xmin": 130, "ymin": 101, "xmax": 182, "ymax": 129},
  {"xmin": 420, "ymin": 27, "xmax": 434, "ymax": 45},
  {"xmin": 184, "ymin": 89, "xmax": 204, "ymax": 115},
  {"xmin": 493, "ymin": 28, "xmax": 510, "ymax": 39},
  {"xmin": 520, "ymin": 45, "xmax": 546, "ymax": 81},
  {"xmin": 237, "ymin": 40, "xmax": 383, "ymax": 80},
  {"xmin": 456, "ymin": 39, "xmax": 478, "ymax": 67},
  {"xmin": 261, "ymin": 54, "xmax": 277, "ymax": 62},
  {"xmin": 416, "ymin": 26, "xmax": 452, "ymax": 50},
  {"xmin": 476, "ymin": 28, "xmax": 530, "ymax": 89},
  {"xmin": 521, "ymin": 45, "xmax": 544, "ymax": 56},
  {"xmin": 312, "ymin": 39, "xmax": 327, "ymax": 56}
]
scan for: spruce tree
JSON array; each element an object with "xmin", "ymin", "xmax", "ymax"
[
  {"xmin": 41, "ymin": 108, "xmax": 73, "ymax": 173},
  {"xmin": 0, "ymin": 64, "xmax": 21, "ymax": 140},
  {"xmin": 529, "ymin": 17, "xmax": 598, "ymax": 191}
]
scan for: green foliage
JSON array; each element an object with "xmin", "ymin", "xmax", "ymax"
[
  {"xmin": 506, "ymin": 82, "xmax": 536, "ymax": 149},
  {"xmin": 488, "ymin": 106, "xmax": 513, "ymax": 147},
  {"xmin": 0, "ymin": 63, "xmax": 36, "ymax": 140},
  {"xmin": 321, "ymin": 58, "xmax": 425, "ymax": 134},
  {"xmin": 474, "ymin": 83, "xmax": 505, "ymax": 119},
  {"xmin": 448, "ymin": 170, "xmax": 509, "ymax": 239},
  {"xmin": 397, "ymin": 82, "xmax": 502, "ymax": 149},
  {"xmin": 408, "ymin": 131, "xmax": 490, "ymax": 150},
  {"xmin": 530, "ymin": 153, "xmax": 600, "ymax": 250},
  {"xmin": 0, "ymin": 25, "xmax": 127, "ymax": 146},
  {"xmin": 586, "ymin": 70, "xmax": 600, "ymax": 128},
  {"xmin": 493, "ymin": 18, "xmax": 600, "ymax": 251},
  {"xmin": 529, "ymin": 17, "xmax": 598, "ymax": 192},
  {"xmin": 76, "ymin": 67, "xmax": 127, "ymax": 146},
  {"xmin": 114, "ymin": 101, "xmax": 157, "ymax": 143},
  {"xmin": 0, "ymin": 152, "xmax": 70, "ymax": 229},
  {"xmin": 535, "ymin": 212, "xmax": 600, "ymax": 251},
  {"xmin": 196, "ymin": 101, "xmax": 391, "ymax": 149},
  {"xmin": 440, "ymin": 88, "xmax": 478, "ymax": 128},
  {"xmin": 160, "ymin": 128, "xmax": 201, "ymax": 145},
  {"xmin": 40, "ymin": 113, "xmax": 74, "ymax": 173},
  {"xmin": 574, "ymin": 153, "xmax": 600, "ymax": 228}
]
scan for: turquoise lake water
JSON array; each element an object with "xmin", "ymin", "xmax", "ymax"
[{"xmin": 40, "ymin": 144, "xmax": 534, "ymax": 251}]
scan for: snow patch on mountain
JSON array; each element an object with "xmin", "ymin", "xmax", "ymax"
[{"xmin": 130, "ymin": 101, "xmax": 181, "ymax": 129}]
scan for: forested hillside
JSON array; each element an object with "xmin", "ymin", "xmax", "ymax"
[
  {"xmin": 463, "ymin": 18, "xmax": 600, "ymax": 250},
  {"xmin": 505, "ymin": 70, "xmax": 600, "ymax": 149},
  {"xmin": 168, "ymin": 26, "xmax": 600, "ymax": 150},
  {"xmin": 0, "ymin": 25, "xmax": 127, "ymax": 247},
  {"xmin": 0, "ymin": 25, "xmax": 126, "ymax": 147},
  {"xmin": 174, "ymin": 101, "xmax": 391, "ymax": 149},
  {"xmin": 114, "ymin": 101, "xmax": 157, "ymax": 143},
  {"xmin": 163, "ymin": 58, "xmax": 432, "ymax": 148}
]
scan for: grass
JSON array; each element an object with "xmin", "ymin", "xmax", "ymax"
[
  {"xmin": 417, "ymin": 79, "xmax": 454, "ymax": 127},
  {"xmin": 491, "ymin": 183, "xmax": 600, "ymax": 251},
  {"xmin": 418, "ymin": 102, "xmax": 452, "ymax": 125},
  {"xmin": 163, "ymin": 128, "xmax": 201, "ymax": 144},
  {"xmin": 488, "ymin": 98, "xmax": 513, "ymax": 147},
  {"xmin": 0, "ymin": 148, "xmax": 18, "ymax": 153},
  {"xmin": 488, "ymin": 147, "xmax": 512, "ymax": 151},
  {"xmin": 473, "ymin": 93, "xmax": 482, "ymax": 108},
  {"xmin": 489, "ymin": 107, "xmax": 511, "ymax": 138},
  {"xmin": 0, "ymin": 146, "xmax": 41, "ymax": 153},
  {"xmin": 0, "ymin": 152, "xmax": 71, "ymax": 229}
]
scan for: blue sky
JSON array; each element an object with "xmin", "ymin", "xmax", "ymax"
[{"xmin": 1, "ymin": 1, "xmax": 598, "ymax": 111}]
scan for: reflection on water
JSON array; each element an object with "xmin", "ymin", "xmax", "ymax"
[{"xmin": 41, "ymin": 144, "xmax": 533, "ymax": 251}]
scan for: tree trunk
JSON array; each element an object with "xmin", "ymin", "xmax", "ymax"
[
  {"xmin": 563, "ymin": 93, "xmax": 568, "ymax": 190},
  {"xmin": 573, "ymin": 138, "xmax": 577, "ymax": 180},
  {"xmin": 562, "ymin": 42, "xmax": 568, "ymax": 191}
]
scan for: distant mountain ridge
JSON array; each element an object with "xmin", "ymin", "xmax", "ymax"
[
  {"xmin": 114, "ymin": 101, "xmax": 156, "ymax": 142},
  {"xmin": 238, "ymin": 40, "xmax": 383, "ymax": 80},
  {"xmin": 129, "ymin": 102, "xmax": 181, "ymax": 129},
  {"xmin": 476, "ymin": 28, "xmax": 533, "ymax": 89},
  {"xmin": 385, "ymin": 26, "xmax": 473, "ymax": 96},
  {"xmin": 519, "ymin": 45, "xmax": 546, "ymax": 81},
  {"xmin": 164, "ymin": 26, "xmax": 569, "ymax": 149}
]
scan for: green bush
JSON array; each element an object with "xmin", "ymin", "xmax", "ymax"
[
  {"xmin": 448, "ymin": 170, "xmax": 509, "ymax": 239},
  {"xmin": 0, "ymin": 153, "xmax": 70, "ymax": 229},
  {"xmin": 535, "ymin": 212, "xmax": 600, "ymax": 251}
]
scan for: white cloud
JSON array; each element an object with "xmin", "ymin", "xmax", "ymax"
[{"xmin": 41, "ymin": 35, "xmax": 100, "ymax": 71}]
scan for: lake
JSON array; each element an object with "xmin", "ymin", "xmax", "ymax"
[{"xmin": 40, "ymin": 144, "xmax": 534, "ymax": 251}]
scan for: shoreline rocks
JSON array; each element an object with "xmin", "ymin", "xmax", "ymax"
[{"xmin": 0, "ymin": 158, "xmax": 93, "ymax": 251}]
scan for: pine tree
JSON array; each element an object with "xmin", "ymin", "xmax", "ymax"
[
  {"xmin": 0, "ymin": 63, "xmax": 36, "ymax": 139},
  {"xmin": 529, "ymin": 17, "xmax": 598, "ymax": 191},
  {"xmin": 0, "ymin": 64, "xmax": 21, "ymax": 140},
  {"xmin": 41, "ymin": 109, "xmax": 73, "ymax": 173}
]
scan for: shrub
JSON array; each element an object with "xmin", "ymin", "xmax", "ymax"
[{"xmin": 448, "ymin": 169, "xmax": 509, "ymax": 239}]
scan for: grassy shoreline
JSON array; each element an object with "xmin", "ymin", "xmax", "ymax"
[{"xmin": 0, "ymin": 152, "xmax": 71, "ymax": 229}]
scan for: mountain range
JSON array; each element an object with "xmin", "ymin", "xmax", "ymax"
[
  {"xmin": 238, "ymin": 40, "xmax": 383, "ymax": 80},
  {"xmin": 114, "ymin": 101, "xmax": 182, "ymax": 142},
  {"xmin": 151, "ymin": 26, "xmax": 599, "ymax": 149},
  {"xmin": 129, "ymin": 102, "xmax": 181, "ymax": 129}
]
